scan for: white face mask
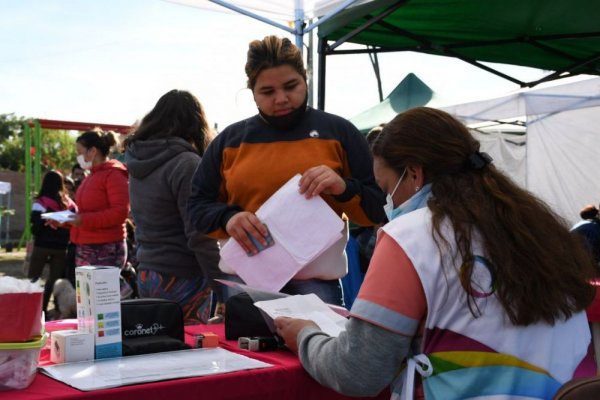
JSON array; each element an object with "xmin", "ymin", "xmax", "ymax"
[
  {"xmin": 77, "ymin": 154, "xmax": 92, "ymax": 170},
  {"xmin": 383, "ymin": 167, "xmax": 407, "ymax": 221}
]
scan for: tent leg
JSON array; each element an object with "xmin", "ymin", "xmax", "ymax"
[{"xmin": 318, "ymin": 37, "xmax": 327, "ymax": 110}]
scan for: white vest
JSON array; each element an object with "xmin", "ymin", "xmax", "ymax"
[{"xmin": 383, "ymin": 208, "xmax": 590, "ymax": 399}]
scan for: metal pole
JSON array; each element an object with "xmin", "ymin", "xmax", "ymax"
[
  {"xmin": 34, "ymin": 120, "xmax": 42, "ymax": 194},
  {"xmin": 19, "ymin": 123, "xmax": 32, "ymax": 248},
  {"xmin": 317, "ymin": 37, "xmax": 327, "ymax": 110},
  {"xmin": 294, "ymin": 1, "xmax": 304, "ymax": 54},
  {"xmin": 307, "ymin": 19, "xmax": 314, "ymax": 107}
]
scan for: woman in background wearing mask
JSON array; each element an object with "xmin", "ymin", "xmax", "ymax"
[
  {"xmin": 276, "ymin": 107, "xmax": 596, "ymax": 399},
  {"xmin": 67, "ymin": 129, "xmax": 129, "ymax": 270}
]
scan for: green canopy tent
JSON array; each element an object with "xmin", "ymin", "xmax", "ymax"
[
  {"xmin": 316, "ymin": 0, "xmax": 600, "ymax": 109},
  {"xmin": 350, "ymin": 72, "xmax": 446, "ymax": 133}
]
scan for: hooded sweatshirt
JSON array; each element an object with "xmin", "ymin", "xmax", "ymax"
[{"xmin": 125, "ymin": 137, "xmax": 220, "ymax": 280}]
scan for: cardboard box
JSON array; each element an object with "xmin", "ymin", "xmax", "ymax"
[
  {"xmin": 50, "ymin": 330, "xmax": 94, "ymax": 364},
  {"xmin": 75, "ymin": 266, "xmax": 122, "ymax": 359}
]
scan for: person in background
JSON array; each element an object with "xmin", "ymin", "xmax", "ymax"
[
  {"xmin": 571, "ymin": 203, "xmax": 600, "ymax": 267},
  {"xmin": 352, "ymin": 123, "xmax": 388, "ymax": 272},
  {"xmin": 188, "ymin": 36, "xmax": 386, "ymax": 306},
  {"xmin": 63, "ymin": 176, "xmax": 76, "ymax": 200},
  {"xmin": 276, "ymin": 107, "xmax": 596, "ymax": 399},
  {"xmin": 125, "ymin": 89, "xmax": 222, "ymax": 324},
  {"xmin": 28, "ymin": 170, "xmax": 77, "ymax": 317},
  {"xmin": 61, "ymin": 129, "xmax": 129, "ymax": 272},
  {"xmin": 70, "ymin": 163, "xmax": 87, "ymax": 193}
]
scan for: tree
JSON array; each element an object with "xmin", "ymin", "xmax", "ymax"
[
  {"xmin": 0, "ymin": 113, "xmax": 26, "ymax": 143},
  {"xmin": 0, "ymin": 114, "xmax": 77, "ymax": 173}
]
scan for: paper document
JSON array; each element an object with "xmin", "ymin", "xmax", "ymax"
[
  {"xmin": 40, "ymin": 347, "xmax": 272, "ymax": 391},
  {"xmin": 220, "ymin": 174, "xmax": 345, "ymax": 292},
  {"xmin": 41, "ymin": 210, "xmax": 76, "ymax": 223},
  {"xmin": 254, "ymin": 293, "xmax": 348, "ymax": 337}
]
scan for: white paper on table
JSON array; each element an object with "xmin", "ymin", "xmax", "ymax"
[
  {"xmin": 39, "ymin": 347, "xmax": 273, "ymax": 391},
  {"xmin": 220, "ymin": 174, "xmax": 345, "ymax": 292},
  {"xmin": 254, "ymin": 293, "xmax": 348, "ymax": 337},
  {"xmin": 41, "ymin": 210, "xmax": 76, "ymax": 224}
]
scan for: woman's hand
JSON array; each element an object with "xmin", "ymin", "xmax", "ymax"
[
  {"xmin": 274, "ymin": 316, "xmax": 319, "ymax": 354},
  {"xmin": 299, "ymin": 165, "xmax": 346, "ymax": 199},
  {"xmin": 67, "ymin": 214, "xmax": 82, "ymax": 227},
  {"xmin": 225, "ymin": 211, "xmax": 269, "ymax": 256}
]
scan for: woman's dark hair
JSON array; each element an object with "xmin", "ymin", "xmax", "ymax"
[
  {"xmin": 372, "ymin": 107, "xmax": 596, "ymax": 326},
  {"xmin": 76, "ymin": 128, "xmax": 118, "ymax": 157},
  {"xmin": 245, "ymin": 35, "xmax": 306, "ymax": 90},
  {"xmin": 580, "ymin": 205, "xmax": 599, "ymax": 220},
  {"xmin": 37, "ymin": 170, "xmax": 68, "ymax": 209},
  {"xmin": 124, "ymin": 90, "xmax": 212, "ymax": 155}
]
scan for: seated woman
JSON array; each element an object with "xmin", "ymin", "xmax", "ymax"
[{"xmin": 276, "ymin": 107, "xmax": 597, "ymax": 399}]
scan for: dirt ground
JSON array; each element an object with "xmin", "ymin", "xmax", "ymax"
[{"xmin": 0, "ymin": 250, "xmax": 28, "ymax": 279}]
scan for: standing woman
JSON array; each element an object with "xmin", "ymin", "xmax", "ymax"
[
  {"xmin": 69, "ymin": 129, "xmax": 129, "ymax": 270},
  {"xmin": 125, "ymin": 89, "xmax": 221, "ymax": 324},
  {"xmin": 29, "ymin": 170, "xmax": 77, "ymax": 315},
  {"xmin": 188, "ymin": 36, "xmax": 386, "ymax": 306}
]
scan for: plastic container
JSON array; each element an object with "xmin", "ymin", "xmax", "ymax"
[
  {"xmin": 0, "ymin": 334, "xmax": 48, "ymax": 391},
  {"xmin": 0, "ymin": 292, "xmax": 43, "ymax": 342}
]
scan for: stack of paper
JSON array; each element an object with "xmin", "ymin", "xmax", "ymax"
[
  {"xmin": 254, "ymin": 294, "xmax": 348, "ymax": 337},
  {"xmin": 41, "ymin": 210, "xmax": 76, "ymax": 224},
  {"xmin": 40, "ymin": 347, "xmax": 272, "ymax": 391},
  {"xmin": 220, "ymin": 174, "xmax": 344, "ymax": 292}
]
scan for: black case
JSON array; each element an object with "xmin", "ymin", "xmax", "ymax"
[
  {"xmin": 121, "ymin": 298, "xmax": 188, "ymax": 356},
  {"xmin": 224, "ymin": 292, "xmax": 274, "ymax": 340}
]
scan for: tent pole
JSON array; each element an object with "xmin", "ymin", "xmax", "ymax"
[
  {"xmin": 207, "ymin": 0, "xmax": 294, "ymax": 34},
  {"xmin": 318, "ymin": 37, "xmax": 327, "ymax": 110},
  {"xmin": 368, "ymin": 46, "xmax": 384, "ymax": 102},
  {"xmin": 307, "ymin": 21, "xmax": 314, "ymax": 107},
  {"xmin": 294, "ymin": 1, "xmax": 304, "ymax": 54}
]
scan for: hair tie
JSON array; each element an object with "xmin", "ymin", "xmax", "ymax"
[{"xmin": 465, "ymin": 151, "xmax": 492, "ymax": 170}]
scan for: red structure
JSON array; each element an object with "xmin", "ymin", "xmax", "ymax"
[{"xmin": 31, "ymin": 119, "xmax": 132, "ymax": 135}]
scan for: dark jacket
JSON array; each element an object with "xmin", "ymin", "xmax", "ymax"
[
  {"xmin": 125, "ymin": 137, "xmax": 221, "ymax": 282},
  {"xmin": 31, "ymin": 196, "xmax": 77, "ymax": 249}
]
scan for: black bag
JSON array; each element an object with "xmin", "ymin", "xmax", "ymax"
[
  {"xmin": 224, "ymin": 292, "xmax": 274, "ymax": 340},
  {"xmin": 121, "ymin": 298, "xmax": 189, "ymax": 356}
]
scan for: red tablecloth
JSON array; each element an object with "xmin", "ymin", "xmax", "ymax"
[{"xmin": 1, "ymin": 323, "xmax": 389, "ymax": 400}]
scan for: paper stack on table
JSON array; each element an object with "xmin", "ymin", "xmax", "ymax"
[
  {"xmin": 220, "ymin": 174, "xmax": 345, "ymax": 292},
  {"xmin": 40, "ymin": 347, "xmax": 272, "ymax": 391},
  {"xmin": 255, "ymin": 293, "xmax": 348, "ymax": 337},
  {"xmin": 41, "ymin": 210, "xmax": 76, "ymax": 224}
]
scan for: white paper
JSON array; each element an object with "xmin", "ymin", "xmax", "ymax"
[
  {"xmin": 41, "ymin": 210, "xmax": 76, "ymax": 223},
  {"xmin": 220, "ymin": 174, "xmax": 345, "ymax": 292},
  {"xmin": 254, "ymin": 293, "xmax": 348, "ymax": 337},
  {"xmin": 40, "ymin": 347, "xmax": 272, "ymax": 391}
]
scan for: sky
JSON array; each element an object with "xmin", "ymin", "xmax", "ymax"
[{"xmin": 0, "ymin": 0, "xmax": 555, "ymax": 132}]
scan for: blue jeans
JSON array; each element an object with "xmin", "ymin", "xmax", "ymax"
[{"xmin": 282, "ymin": 279, "xmax": 345, "ymax": 307}]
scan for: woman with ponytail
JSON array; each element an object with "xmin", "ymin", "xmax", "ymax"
[{"xmin": 276, "ymin": 107, "xmax": 597, "ymax": 399}]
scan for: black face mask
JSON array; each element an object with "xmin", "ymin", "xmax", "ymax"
[{"xmin": 258, "ymin": 95, "xmax": 308, "ymax": 130}]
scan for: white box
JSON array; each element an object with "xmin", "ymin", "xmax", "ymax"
[
  {"xmin": 50, "ymin": 330, "xmax": 94, "ymax": 364},
  {"xmin": 75, "ymin": 266, "xmax": 122, "ymax": 359}
]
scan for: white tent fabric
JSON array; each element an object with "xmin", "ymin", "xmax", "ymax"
[
  {"xmin": 166, "ymin": 0, "xmax": 371, "ymax": 21},
  {"xmin": 471, "ymin": 130, "xmax": 526, "ymax": 189},
  {"xmin": 443, "ymin": 77, "xmax": 600, "ymax": 226}
]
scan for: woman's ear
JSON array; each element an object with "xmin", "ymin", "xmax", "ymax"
[{"xmin": 407, "ymin": 164, "xmax": 425, "ymax": 192}]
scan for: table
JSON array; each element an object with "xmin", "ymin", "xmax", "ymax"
[{"xmin": 2, "ymin": 323, "xmax": 389, "ymax": 400}]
